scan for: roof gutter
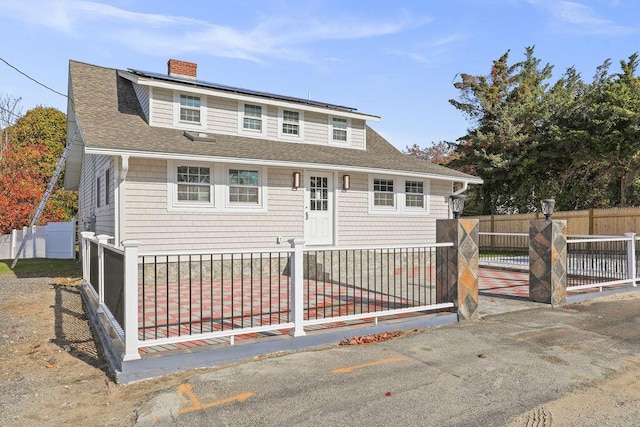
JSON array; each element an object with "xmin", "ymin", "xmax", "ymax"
[{"xmin": 84, "ymin": 146, "xmax": 483, "ymax": 184}]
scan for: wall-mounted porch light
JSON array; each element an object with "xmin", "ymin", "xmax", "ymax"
[
  {"xmin": 342, "ymin": 174, "xmax": 350, "ymax": 191},
  {"xmin": 292, "ymin": 171, "xmax": 301, "ymax": 189},
  {"xmin": 450, "ymin": 194, "xmax": 466, "ymax": 219},
  {"xmin": 541, "ymin": 198, "xmax": 555, "ymax": 220}
]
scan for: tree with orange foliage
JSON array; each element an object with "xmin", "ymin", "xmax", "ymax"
[{"xmin": 0, "ymin": 106, "xmax": 77, "ymax": 234}]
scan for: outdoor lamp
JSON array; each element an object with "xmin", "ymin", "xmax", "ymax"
[
  {"xmin": 342, "ymin": 174, "xmax": 350, "ymax": 191},
  {"xmin": 541, "ymin": 198, "xmax": 555, "ymax": 220},
  {"xmin": 292, "ymin": 171, "xmax": 301, "ymax": 189},
  {"xmin": 450, "ymin": 194, "xmax": 466, "ymax": 219}
]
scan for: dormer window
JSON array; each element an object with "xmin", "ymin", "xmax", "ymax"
[
  {"xmin": 278, "ymin": 108, "xmax": 304, "ymax": 140},
  {"xmin": 239, "ymin": 102, "xmax": 267, "ymax": 136},
  {"xmin": 329, "ymin": 116, "xmax": 349, "ymax": 144},
  {"xmin": 243, "ymin": 104, "xmax": 262, "ymax": 131},
  {"xmin": 180, "ymin": 95, "xmax": 201, "ymax": 123},
  {"xmin": 282, "ymin": 110, "xmax": 299, "ymax": 135},
  {"xmin": 173, "ymin": 92, "xmax": 206, "ymax": 130}
]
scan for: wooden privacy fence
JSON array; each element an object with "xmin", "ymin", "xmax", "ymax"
[{"xmin": 475, "ymin": 207, "xmax": 640, "ymax": 235}]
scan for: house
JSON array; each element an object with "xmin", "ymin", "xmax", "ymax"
[{"xmin": 64, "ymin": 59, "xmax": 481, "ymax": 252}]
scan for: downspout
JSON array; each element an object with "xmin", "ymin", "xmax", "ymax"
[
  {"xmin": 117, "ymin": 155, "xmax": 129, "ymax": 246},
  {"xmin": 452, "ymin": 180, "xmax": 469, "ymax": 196}
]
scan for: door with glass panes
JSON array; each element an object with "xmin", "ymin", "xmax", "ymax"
[{"xmin": 304, "ymin": 172, "xmax": 333, "ymax": 245}]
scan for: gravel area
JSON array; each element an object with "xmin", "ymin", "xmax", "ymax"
[{"xmin": 0, "ymin": 273, "xmax": 134, "ymax": 425}]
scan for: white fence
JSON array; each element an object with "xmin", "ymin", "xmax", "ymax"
[{"xmin": 0, "ymin": 219, "xmax": 76, "ymax": 260}]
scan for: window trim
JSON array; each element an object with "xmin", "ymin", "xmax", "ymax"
[
  {"xmin": 369, "ymin": 175, "xmax": 396, "ymax": 212},
  {"xmin": 238, "ymin": 102, "xmax": 267, "ymax": 136},
  {"xmin": 278, "ymin": 108, "xmax": 304, "ymax": 140},
  {"xmin": 328, "ymin": 116, "xmax": 351, "ymax": 145},
  {"xmin": 402, "ymin": 178, "xmax": 431, "ymax": 213},
  {"xmin": 166, "ymin": 161, "xmax": 268, "ymax": 213},
  {"xmin": 224, "ymin": 165, "xmax": 268, "ymax": 211},
  {"xmin": 167, "ymin": 160, "xmax": 215, "ymax": 211},
  {"xmin": 368, "ymin": 175, "xmax": 430, "ymax": 214},
  {"xmin": 172, "ymin": 91, "xmax": 207, "ymax": 131}
]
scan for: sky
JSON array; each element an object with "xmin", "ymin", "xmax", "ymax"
[{"xmin": 0, "ymin": 0, "xmax": 639, "ymax": 151}]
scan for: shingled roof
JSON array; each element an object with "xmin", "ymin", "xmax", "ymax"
[{"xmin": 67, "ymin": 60, "xmax": 481, "ymax": 185}]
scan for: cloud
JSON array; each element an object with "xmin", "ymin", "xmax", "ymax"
[
  {"xmin": 385, "ymin": 32, "xmax": 464, "ymax": 66},
  {"xmin": 527, "ymin": 0, "xmax": 635, "ymax": 35},
  {"xmin": 0, "ymin": 0, "xmax": 423, "ymax": 64}
]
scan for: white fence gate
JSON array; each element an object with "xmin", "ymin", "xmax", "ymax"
[{"xmin": 0, "ymin": 219, "xmax": 76, "ymax": 260}]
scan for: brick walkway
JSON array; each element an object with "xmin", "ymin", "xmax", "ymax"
[
  {"xmin": 479, "ymin": 268, "xmax": 530, "ymax": 299},
  {"xmin": 138, "ymin": 272, "xmax": 436, "ymax": 350}
]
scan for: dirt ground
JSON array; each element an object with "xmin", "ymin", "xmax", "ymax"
[
  {"xmin": 0, "ymin": 273, "xmax": 200, "ymax": 426},
  {"xmin": 1, "ymin": 272, "xmax": 640, "ymax": 426}
]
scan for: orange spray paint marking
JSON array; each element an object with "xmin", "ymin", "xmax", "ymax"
[
  {"xmin": 331, "ymin": 356, "xmax": 406, "ymax": 374},
  {"xmin": 177, "ymin": 383, "xmax": 253, "ymax": 415}
]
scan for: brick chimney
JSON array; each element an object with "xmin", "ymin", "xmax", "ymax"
[{"xmin": 167, "ymin": 59, "xmax": 197, "ymax": 80}]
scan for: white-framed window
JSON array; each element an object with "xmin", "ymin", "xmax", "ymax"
[
  {"xmin": 373, "ymin": 177, "xmax": 395, "ymax": 208},
  {"xmin": 368, "ymin": 175, "xmax": 430, "ymax": 214},
  {"xmin": 105, "ymin": 169, "xmax": 110, "ymax": 205},
  {"xmin": 177, "ymin": 165, "xmax": 212, "ymax": 203},
  {"xmin": 96, "ymin": 176, "xmax": 101, "ymax": 208},
  {"xmin": 167, "ymin": 161, "xmax": 267, "ymax": 212},
  {"xmin": 278, "ymin": 108, "xmax": 304, "ymax": 139},
  {"xmin": 405, "ymin": 180, "xmax": 424, "ymax": 209},
  {"xmin": 179, "ymin": 95, "xmax": 201, "ymax": 123},
  {"xmin": 173, "ymin": 92, "xmax": 207, "ymax": 130},
  {"xmin": 228, "ymin": 168, "xmax": 260, "ymax": 204},
  {"xmin": 239, "ymin": 102, "xmax": 267, "ymax": 136},
  {"xmin": 329, "ymin": 116, "xmax": 349, "ymax": 144},
  {"xmin": 167, "ymin": 161, "xmax": 215, "ymax": 210}
]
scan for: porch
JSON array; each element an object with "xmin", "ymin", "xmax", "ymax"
[{"xmin": 80, "ymin": 232, "xmax": 466, "ymax": 381}]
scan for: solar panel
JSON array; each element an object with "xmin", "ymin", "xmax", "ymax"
[{"xmin": 128, "ymin": 68, "xmax": 358, "ymax": 112}]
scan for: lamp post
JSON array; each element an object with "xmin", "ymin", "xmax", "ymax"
[
  {"xmin": 541, "ymin": 198, "xmax": 555, "ymax": 220},
  {"xmin": 450, "ymin": 194, "xmax": 466, "ymax": 219}
]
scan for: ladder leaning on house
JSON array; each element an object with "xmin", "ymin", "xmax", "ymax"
[{"xmin": 10, "ymin": 129, "xmax": 78, "ymax": 268}]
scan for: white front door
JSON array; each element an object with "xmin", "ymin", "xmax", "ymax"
[{"xmin": 304, "ymin": 172, "xmax": 333, "ymax": 245}]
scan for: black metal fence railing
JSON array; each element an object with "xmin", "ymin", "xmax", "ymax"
[
  {"xmin": 138, "ymin": 251, "xmax": 292, "ymax": 342},
  {"xmin": 302, "ymin": 245, "xmax": 449, "ymax": 325},
  {"xmin": 103, "ymin": 248, "xmax": 125, "ymax": 328},
  {"xmin": 89, "ymin": 241, "xmax": 99, "ymax": 295}
]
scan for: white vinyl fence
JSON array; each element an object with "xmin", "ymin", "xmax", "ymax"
[{"xmin": 0, "ymin": 219, "xmax": 76, "ymax": 260}]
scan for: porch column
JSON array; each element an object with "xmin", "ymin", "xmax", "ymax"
[
  {"xmin": 529, "ymin": 219, "xmax": 567, "ymax": 306},
  {"xmin": 121, "ymin": 240, "xmax": 141, "ymax": 361},
  {"xmin": 436, "ymin": 219, "xmax": 480, "ymax": 320},
  {"xmin": 288, "ymin": 238, "xmax": 306, "ymax": 337}
]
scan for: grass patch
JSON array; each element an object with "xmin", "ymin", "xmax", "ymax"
[{"xmin": 0, "ymin": 258, "xmax": 81, "ymax": 278}]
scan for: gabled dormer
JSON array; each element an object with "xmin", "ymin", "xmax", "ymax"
[{"xmin": 118, "ymin": 59, "xmax": 379, "ymax": 151}]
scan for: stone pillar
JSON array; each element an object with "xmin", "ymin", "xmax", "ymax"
[
  {"xmin": 436, "ymin": 219, "xmax": 480, "ymax": 320},
  {"xmin": 529, "ymin": 220, "xmax": 567, "ymax": 306}
]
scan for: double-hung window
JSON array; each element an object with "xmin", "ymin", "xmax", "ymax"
[
  {"xmin": 176, "ymin": 165, "xmax": 211, "ymax": 203},
  {"xmin": 229, "ymin": 169, "xmax": 260, "ymax": 204},
  {"xmin": 243, "ymin": 104, "xmax": 263, "ymax": 132},
  {"xmin": 405, "ymin": 181, "xmax": 424, "ymax": 208},
  {"xmin": 282, "ymin": 110, "xmax": 299, "ymax": 136},
  {"xmin": 105, "ymin": 169, "xmax": 110, "ymax": 205},
  {"xmin": 179, "ymin": 95, "xmax": 201, "ymax": 124},
  {"xmin": 373, "ymin": 178, "xmax": 394, "ymax": 207},
  {"xmin": 331, "ymin": 117, "xmax": 348, "ymax": 142},
  {"xmin": 96, "ymin": 177, "xmax": 101, "ymax": 208}
]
